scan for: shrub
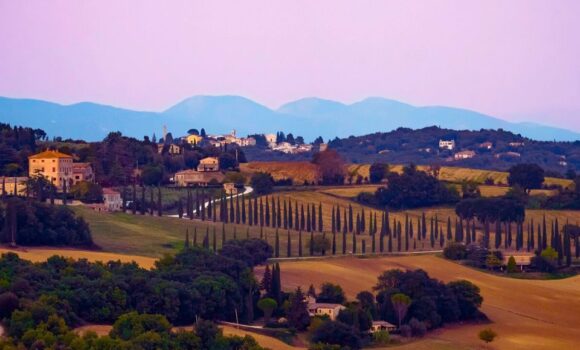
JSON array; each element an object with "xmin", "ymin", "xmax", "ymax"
[
  {"xmin": 372, "ymin": 330, "xmax": 390, "ymax": 345},
  {"xmin": 443, "ymin": 242, "xmax": 467, "ymax": 260},
  {"xmin": 506, "ymin": 256, "xmax": 518, "ymax": 273},
  {"xmin": 251, "ymin": 172, "xmax": 275, "ymax": 195},
  {"xmin": 399, "ymin": 324, "xmax": 412, "ymax": 337},
  {"xmin": 409, "ymin": 318, "xmax": 427, "ymax": 337},
  {"xmin": 478, "ymin": 328, "xmax": 497, "ymax": 343}
]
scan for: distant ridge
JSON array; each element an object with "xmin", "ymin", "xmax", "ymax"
[{"xmin": 0, "ymin": 95, "xmax": 578, "ymax": 142}]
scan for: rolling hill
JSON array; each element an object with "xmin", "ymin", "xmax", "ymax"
[{"xmin": 1, "ymin": 95, "xmax": 579, "ymax": 142}]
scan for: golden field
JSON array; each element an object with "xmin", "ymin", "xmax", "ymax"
[
  {"xmin": 242, "ymin": 161, "xmax": 574, "ymax": 189},
  {"xmin": 271, "ymin": 255, "xmax": 580, "ymax": 350}
]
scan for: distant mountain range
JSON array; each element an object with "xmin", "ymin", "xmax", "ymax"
[{"xmin": 0, "ymin": 95, "xmax": 578, "ymax": 142}]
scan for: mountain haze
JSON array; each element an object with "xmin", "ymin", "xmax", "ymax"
[{"xmin": 0, "ymin": 95, "xmax": 578, "ymax": 142}]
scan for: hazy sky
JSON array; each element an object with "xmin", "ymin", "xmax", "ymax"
[{"xmin": 1, "ymin": 1, "xmax": 579, "ymax": 129}]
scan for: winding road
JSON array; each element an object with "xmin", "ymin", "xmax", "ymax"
[{"xmin": 167, "ymin": 186, "xmax": 253, "ymax": 219}]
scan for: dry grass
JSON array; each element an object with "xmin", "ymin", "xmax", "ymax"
[
  {"xmin": 274, "ymin": 255, "xmax": 580, "ymax": 350},
  {"xmin": 0, "ymin": 246, "xmax": 157, "ymax": 269}
]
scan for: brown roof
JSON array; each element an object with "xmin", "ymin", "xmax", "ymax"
[
  {"xmin": 102, "ymin": 188, "xmax": 120, "ymax": 195},
  {"xmin": 29, "ymin": 150, "xmax": 73, "ymax": 159},
  {"xmin": 72, "ymin": 162, "xmax": 92, "ymax": 169}
]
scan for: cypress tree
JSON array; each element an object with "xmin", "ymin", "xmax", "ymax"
[
  {"xmin": 259, "ymin": 198, "xmax": 264, "ymax": 227},
  {"xmin": 235, "ymin": 192, "xmax": 240, "ymax": 224},
  {"xmin": 203, "ymin": 227, "xmax": 209, "ymax": 249},
  {"xmin": 131, "ymin": 182, "xmax": 137, "ymax": 214},
  {"xmin": 483, "ymin": 220, "xmax": 490, "ymax": 249},
  {"xmin": 248, "ymin": 196, "xmax": 253, "ymax": 226},
  {"xmin": 277, "ymin": 197, "xmax": 282, "ymax": 228},
  {"xmin": 388, "ymin": 226, "xmax": 393, "ymax": 252},
  {"xmin": 318, "ymin": 203, "xmax": 323, "ymax": 232},
  {"xmin": 446, "ymin": 217, "xmax": 452, "ymax": 240},
  {"xmin": 241, "ymin": 194, "xmax": 246, "ymax": 224},
  {"xmin": 332, "ymin": 231, "xmax": 337, "ymax": 255},
  {"xmin": 466, "ymin": 220, "xmax": 472, "ymax": 245},
  {"xmin": 361, "ymin": 208, "xmax": 366, "ymax": 233},
  {"xmin": 321, "ymin": 232, "xmax": 327, "ymax": 256},
  {"xmin": 471, "ymin": 220, "xmax": 476, "ymax": 242},
  {"xmin": 149, "ymin": 186, "xmax": 154, "ymax": 215},
  {"xmin": 421, "ymin": 212, "xmax": 427, "ymax": 239},
  {"xmin": 343, "ymin": 211, "xmax": 347, "ymax": 236},
  {"xmin": 439, "ymin": 227, "xmax": 445, "ymax": 248},
  {"xmin": 254, "ymin": 197, "xmax": 258, "ymax": 225},
  {"xmin": 379, "ymin": 213, "xmax": 385, "ymax": 253},
  {"xmin": 212, "ymin": 227, "xmax": 217, "ymax": 252},
  {"xmin": 184, "ymin": 229, "xmax": 190, "ymax": 248},
  {"xmin": 495, "ymin": 221, "xmax": 502, "ymax": 249},
  {"xmin": 331, "ymin": 207, "xmax": 336, "ymax": 233},
  {"xmin": 336, "ymin": 206, "xmax": 341, "ymax": 233},
  {"xmin": 409, "ymin": 220, "xmax": 414, "ymax": 241},
  {"xmin": 506, "ymin": 222, "xmax": 512, "ymax": 249},
  {"xmin": 405, "ymin": 220, "xmax": 409, "ymax": 251},
  {"xmin": 193, "ymin": 227, "xmax": 198, "ymax": 246},
  {"xmin": 294, "ymin": 201, "xmax": 299, "ymax": 230},
  {"xmin": 207, "ymin": 194, "xmax": 213, "ymax": 220},
  {"xmin": 246, "ymin": 227, "xmax": 250, "ymax": 239},
  {"xmin": 342, "ymin": 227, "xmax": 347, "ymax": 254},
  {"xmin": 530, "ymin": 219, "xmax": 535, "ymax": 250},
  {"xmin": 298, "ymin": 229, "xmax": 303, "ymax": 257},
  {"xmin": 177, "ymin": 198, "xmax": 184, "ymax": 219},
  {"xmin": 157, "ymin": 186, "xmax": 162, "ymax": 216},
  {"xmin": 575, "ymin": 229, "xmax": 579, "ymax": 259},
  {"xmin": 309, "ymin": 230, "xmax": 314, "ymax": 256},
  {"xmin": 542, "ymin": 215, "xmax": 547, "ymax": 249},
  {"xmin": 265, "ymin": 196, "xmax": 270, "ymax": 226},
  {"xmin": 271, "ymin": 197, "xmax": 276, "ymax": 228},
  {"xmin": 397, "ymin": 221, "xmax": 402, "ymax": 252},
  {"xmin": 195, "ymin": 188, "xmax": 200, "ymax": 218},
  {"xmin": 362, "ymin": 239, "xmax": 366, "ymax": 254},
  {"xmin": 287, "ymin": 230, "xmax": 292, "ymax": 257},
  {"xmin": 212, "ymin": 196, "xmax": 217, "ymax": 222},
  {"xmin": 352, "ymin": 227, "xmax": 357, "ymax": 254},
  {"xmin": 348, "ymin": 204, "xmax": 354, "ymax": 232},
  {"xmin": 306, "ymin": 204, "xmax": 311, "ymax": 232},
  {"xmin": 283, "ymin": 200, "xmax": 288, "ymax": 229},
  {"xmin": 200, "ymin": 189, "xmax": 206, "ymax": 221},
  {"xmin": 300, "ymin": 204, "xmax": 305, "ymax": 230},
  {"xmin": 228, "ymin": 191, "xmax": 234, "ymax": 223},
  {"xmin": 430, "ymin": 220, "xmax": 435, "ymax": 248},
  {"xmin": 288, "ymin": 200, "xmax": 293, "ymax": 229},
  {"xmin": 371, "ymin": 228, "xmax": 376, "ymax": 253},
  {"xmin": 275, "ymin": 229, "xmax": 280, "ymax": 258}
]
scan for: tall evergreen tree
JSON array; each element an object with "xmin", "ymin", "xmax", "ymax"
[
  {"xmin": 157, "ymin": 186, "xmax": 162, "ymax": 216},
  {"xmin": 439, "ymin": 227, "xmax": 445, "ymax": 247},
  {"xmin": 184, "ymin": 229, "xmax": 190, "ymax": 248},
  {"xmin": 342, "ymin": 227, "xmax": 347, "ymax": 254},
  {"xmin": 331, "ymin": 206, "xmax": 336, "ymax": 233},
  {"xmin": 306, "ymin": 204, "xmax": 311, "ymax": 232},
  {"xmin": 277, "ymin": 197, "xmax": 282, "ymax": 228},
  {"xmin": 177, "ymin": 198, "xmax": 184, "ymax": 219},
  {"xmin": 332, "ymin": 231, "xmax": 337, "ymax": 255},
  {"xmin": 298, "ymin": 229, "xmax": 303, "ymax": 257},
  {"xmin": 235, "ymin": 192, "xmax": 240, "ymax": 224},
  {"xmin": 287, "ymin": 230, "xmax": 292, "ymax": 257},
  {"xmin": 397, "ymin": 221, "xmax": 402, "ymax": 252},
  {"xmin": 309, "ymin": 230, "xmax": 314, "ymax": 256},
  {"xmin": 241, "ymin": 194, "xmax": 246, "ymax": 224},
  {"xmin": 283, "ymin": 200, "xmax": 288, "ymax": 229},
  {"xmin": 421, "ymin": 212, "xmax": 427, "ymax": 239},
  {"xmin": 495, "ymin": 221, "xmax": 502, "ymax": 249},
  {"xmin": 289, "ymin": 200, "xmax": 294, "ymax": 229},
  {"xmin": 300, "ymin": 204, "xmax": 305, "ymax": 230},
  {"xmin": 336, "ymin": 206, "xmax": 341, "ymax": 233},
  {"xmin": 348, "ymin": 204, "xmax": 354, "ymax": 232},
  {"xmin": 149, "ymin": 186, "xmax": 154, "ymax": 215},
  {"xmin": 318, "ymin": 203, "xmax": 323, "ymax": 232},
  {"xmin": 275, "ymin": 229, "xmax": 280, "ymax": 258},
  {"xmin": 446, "ymin": 217, "xmax": 452, "ymax": 240},
  {"xmin": 259, "ymin": 198, "xmax": 264, "ymax": 227}
]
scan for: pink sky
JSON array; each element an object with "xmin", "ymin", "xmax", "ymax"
[{"xmin": 1, "ymin": 0, "xmax": 579, "ymax": 129}]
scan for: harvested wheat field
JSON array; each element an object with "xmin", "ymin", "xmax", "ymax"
[
  {"xmin": 273, "ymin": 255, "xmax": 580, "ymax": 350},
  {"xmin": 74, "ymin": 324, "xmax": 299, "ymax": 350},
  {"xmin": 0, "ymin": 246, "xmax": 157, "ymax": 269}
]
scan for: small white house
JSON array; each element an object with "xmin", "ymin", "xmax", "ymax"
[
  {"xmin": 454, "ymin": 150, "xmax": 476, "ymax": 160},
  {"xmin": 439, "ymin": 139, "xmax": 456, "ymax": 150},
  {"xmin": 307, "ymin": 298, "xmax": 346, "ymax": 321},
  {"xmin": 103, "ymin": 188, "xmax": 122, "ymax": 211},
  {"xmin": 370, "ymin": 321, "xmax": 397, "ymax": 333}
]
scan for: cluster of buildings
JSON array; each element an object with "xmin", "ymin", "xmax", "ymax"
[
  {"xmin": 438, "ymin": 139, "xmax": 528, "ymax": 162},
  {"xmin": 263, "ymin": 133, "xmax": 317, "ymax": 154},
  {"xmin": 305, "ymin": 296, "xmax": 396, "ymax": 334},
  {"xmin": 158, "ymin": 128, "xmax": 257, "ymax": 156},
  {"xmin": 2, "ymin": 149, "xmax": 122, "ymax": 211}
]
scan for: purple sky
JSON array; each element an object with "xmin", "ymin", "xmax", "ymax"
[{"xmin": 1, "ymin": 1, "xmax": 579, "ymax": 129}]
